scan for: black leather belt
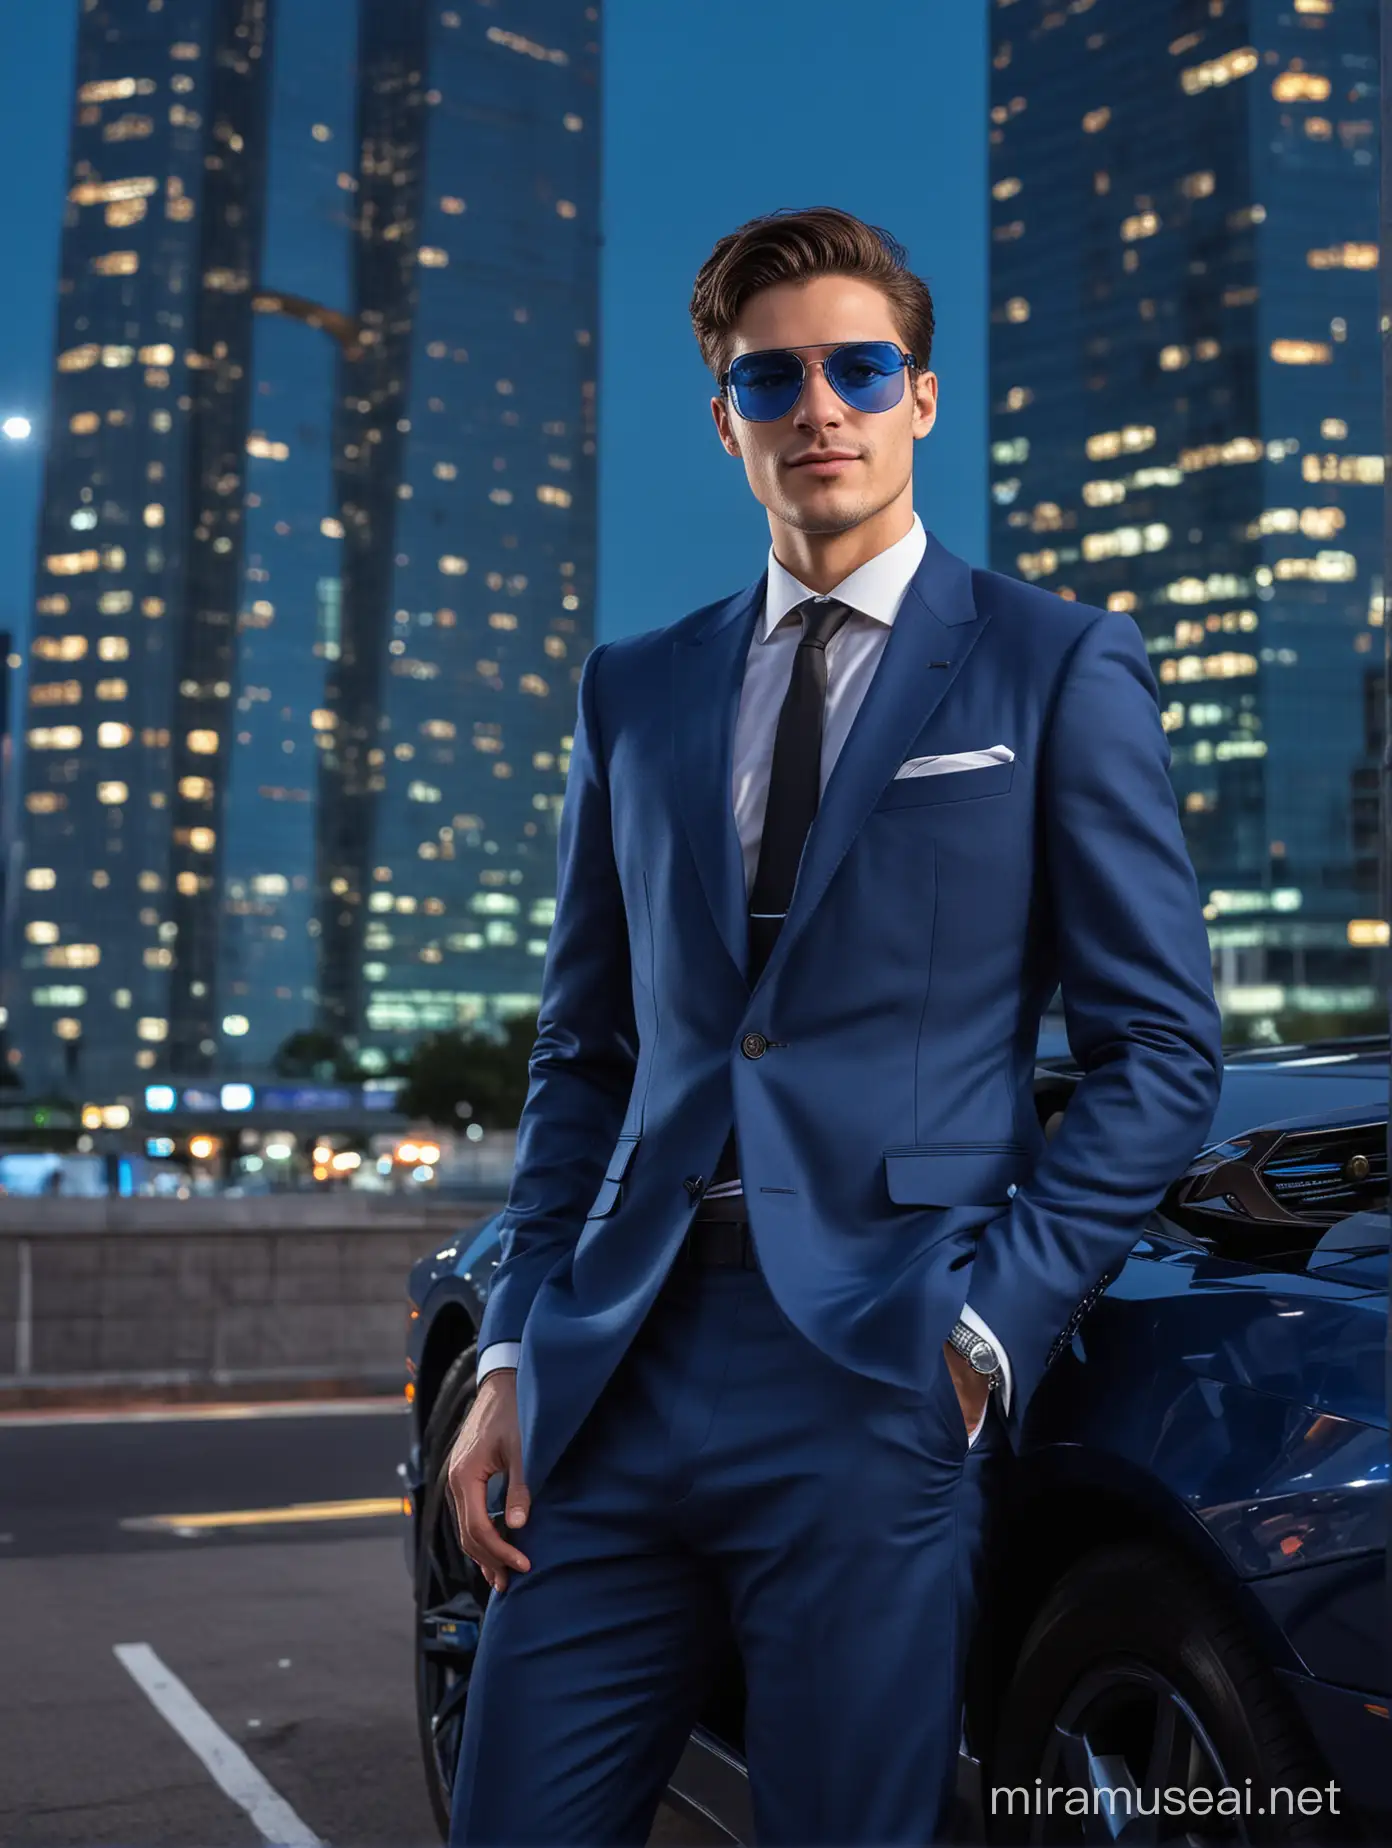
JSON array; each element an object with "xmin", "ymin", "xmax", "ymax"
[{"xmin": 681, "ymin": 1199, "xmax": 758, "ymax": 1268}]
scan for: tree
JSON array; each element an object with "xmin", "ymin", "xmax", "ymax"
[
  {"xmin": 272, "ymin": 1028, "xmax": 360, "ymax": 1082},
  {"xmin": 396, "ymin": 1015, "xmax": 538, "ymax": 1131}
]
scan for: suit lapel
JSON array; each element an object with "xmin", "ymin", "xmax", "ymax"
[
  {"xmin": 670, "ymin": 531, "xmax": 994, "ymax": 997},
  {"xmin": 673, "ymin": 574, "xmax": 766, "ymax": 985}
]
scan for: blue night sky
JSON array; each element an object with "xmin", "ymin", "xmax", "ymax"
[{"xmin": 0, "ymin": 0, "xmax": 986, "ymax": 648}]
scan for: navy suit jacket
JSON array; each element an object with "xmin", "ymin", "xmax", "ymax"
[{"xmin": 479, "ymin": 529, "xmax": 1224, "ymax": 1499}]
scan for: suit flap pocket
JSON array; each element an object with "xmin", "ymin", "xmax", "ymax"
[
  {"xmin": 604, "ymin": 1133, "xmax": 641, "ymax": 1182},
  {"xmin": 883, "ymin": 1142, "xmax": 1029, "ymax": 1206},
  {"xmin": 586, "ymin": 1135, "xmax": 641, "ymax": 1220}
]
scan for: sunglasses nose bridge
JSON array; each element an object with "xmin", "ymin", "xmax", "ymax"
[{"xmin": 793, "ymin": 355, "xmax": 845, "ymax": 419}]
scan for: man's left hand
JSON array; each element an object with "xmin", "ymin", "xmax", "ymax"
[{"xmin": 943, "ymin": 1340, "xmax": 990, "ymax": 1440}]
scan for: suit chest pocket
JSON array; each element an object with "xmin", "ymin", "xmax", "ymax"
[{"xmin": 872, "ymin": 760, "xmax": 1014, "ymax": 812}]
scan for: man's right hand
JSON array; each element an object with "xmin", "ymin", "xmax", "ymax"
[{"xmin": 446, "ymin": 1368, "xmax": 532, "ymax": 1594}]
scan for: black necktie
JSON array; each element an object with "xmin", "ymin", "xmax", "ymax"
[{"xmin": 708, "ymin": 594, "xmax": 854, "ymax": 1195}]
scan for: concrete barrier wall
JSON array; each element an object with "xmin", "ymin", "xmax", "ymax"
[{"xmin": 0, "ymin": 1194, "xmax": 506, "ymax": 1405}]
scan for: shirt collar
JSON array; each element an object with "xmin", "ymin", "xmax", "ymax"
[{"xmin": 760, "ymin": 511, "xmax": 928, "ymax": 642}]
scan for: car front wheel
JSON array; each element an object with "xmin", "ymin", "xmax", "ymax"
[
  {"xmin": 413, "ymin": 1345, "xmax": 489, "ymax": 1841},
  {"xmin": 987, "ymin": 1541, "xmax": 1342, "ymax": 1846}
]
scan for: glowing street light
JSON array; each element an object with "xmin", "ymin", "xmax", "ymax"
[{"xmin": 2, "ymin": 416, "xmax": 32, "ymax": 441}]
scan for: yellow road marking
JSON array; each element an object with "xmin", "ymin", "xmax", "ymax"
[
  {"xmin": 0, "ymin": 1399, "xmax": 407, "ymax": 1429},
  {"xmin": 121, "ymin": 1496, "xmax": 409, "ymax": 1532}
]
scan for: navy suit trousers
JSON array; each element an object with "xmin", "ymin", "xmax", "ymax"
[{"xmin": 449, "ymin": 1253, "xmax": 1005, "ymax": 1847}]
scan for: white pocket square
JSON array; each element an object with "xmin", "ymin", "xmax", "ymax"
[{"xmin": 892, "ymin": 743, "xmax": 1015, "ymax": 780}]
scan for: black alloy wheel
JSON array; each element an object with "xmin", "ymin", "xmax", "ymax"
[
  {"xmin": 413, "ymin": 1345, "xmax": 489, "ymax": 1841},
  {"xmin": 988, "ymin": 1542, "xmax": 1343, "ymax": 1847}
]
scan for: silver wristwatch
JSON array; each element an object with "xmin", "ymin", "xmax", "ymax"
[{"xmin": 947, "ymin": 1318, "xmax": 1004, "ymax": 1392}]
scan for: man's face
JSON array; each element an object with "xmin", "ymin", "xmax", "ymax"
[{"xmin": 710, "ymin": 273, "xmax": 938, "ymax": 538}]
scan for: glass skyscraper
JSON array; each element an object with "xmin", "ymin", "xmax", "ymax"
[
  {"xmin": 9, "ymin": 0, "xmax": 601, "ymax": 1099},
  {"xmin": 989, "ymin": 0, "xmax": 1383, "ymax": 1025},
  {"xmin": 215, "ymin": 0, "xmax": 358, "ymax": 1073},
  {"xmin": 315, "ymin": 2, "xmax": 601, "ymax": 1071},
  {"xmin": 9, "ymin": 0, "xmax": 279, "ymax": 1098}
]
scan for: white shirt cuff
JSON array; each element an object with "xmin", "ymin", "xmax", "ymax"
[
  {"xmin": 959, "ymin": 1302, "xmax": 1012, "ymax": 1417},
  {"xmin": 480, "ymin": 1323, "xmax": 1008, "ymax": 1421},
  {"xmin": 476, "ymin": 1341, "xmax": 521, "ymax": 1383}
]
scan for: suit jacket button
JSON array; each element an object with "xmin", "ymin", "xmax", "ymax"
[{"xmin": 741, "ymin": 1032, "xmax": 767, "ymax": 1059}]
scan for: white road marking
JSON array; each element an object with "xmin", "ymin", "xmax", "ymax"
[
  {"xmin": 0, "ymin": 1397, "xmax": 406, "ymax": 1429},
  {"xmin": 113, "ymin": 1642, "xmax": 326, "ymax": 1847}
]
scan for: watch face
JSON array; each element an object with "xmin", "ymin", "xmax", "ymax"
[{"xmin": 970, "ymin": 1341, "xmax": 999, "ymax": 1375}]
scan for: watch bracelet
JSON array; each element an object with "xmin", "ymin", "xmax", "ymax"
[{"xmin": 948, "ymin": 1317, "xmax": 1003, "ymax": 1386}]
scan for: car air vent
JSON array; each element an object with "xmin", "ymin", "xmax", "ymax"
[
  {"xmin": 1257, "ymin": 1122, "xmax": 1387, "ymax": 1221},
  {"xmin": 1169, "ymin": 1117, "xmax": 1389, "ymax": 1264}
]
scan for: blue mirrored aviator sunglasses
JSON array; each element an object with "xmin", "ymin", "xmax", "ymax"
[{"xmin": 719, "ymin": 339, "xmax": 917, "ymax": 423}]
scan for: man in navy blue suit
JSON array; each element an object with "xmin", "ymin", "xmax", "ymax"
[{"xmin": 445, "ymin": 206, "xmax": 1224, "ymax": 1844}]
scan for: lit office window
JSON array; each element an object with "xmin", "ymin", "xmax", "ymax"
[{"xmin": 1270, "ymin": 339, "xmax": 1332, "ymax": 365}]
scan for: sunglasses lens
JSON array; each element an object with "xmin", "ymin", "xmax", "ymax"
[
  {"xmin": 825, "ymin": 342, "xmax": 907, "ymax": 411},
  {"xmin": 728, "ymin": 351, "xmax": 804, "ymax": 422}
]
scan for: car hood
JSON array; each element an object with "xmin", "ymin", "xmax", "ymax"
[{"xmin": 1305, "ymin": 1207, "xmax": 1389, "ymax": 1297}]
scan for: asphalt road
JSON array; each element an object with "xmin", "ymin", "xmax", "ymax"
[{"xmin": 0, "ymin": 1402, "xmax": 720, "ymax": 1848}]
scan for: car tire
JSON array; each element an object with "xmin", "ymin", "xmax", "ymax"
[
  {"xmin": 413, "ymin": 1344, "xmax": 488, "ymax": 1842},
  {"xmin": 987, "ymin": 1541, "xmax": 1342, "ymax": 1845}
]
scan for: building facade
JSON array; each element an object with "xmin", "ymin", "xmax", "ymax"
[
  {"xmin": 8, "ymin": 0, "xmax": 277, "ymax": 1098},
  {"xmin": 989, "ymin": 0, "xmax": 1383, "ymax": 1026},
  {"xmin": 315, "ymin": 1, "xmax": 601, "ymax": 1071},
  {"xmin": 214, "ymin": 0, "xmax": 359, "ymax": 1074},
  {"xmin": 9, "ymin": 0, "xmax": 601, "ymax": 1100}
]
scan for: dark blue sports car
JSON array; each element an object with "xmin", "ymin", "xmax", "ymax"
[{"xmin": 403, "ymin": 1034, "xmax": 1390, "ymax": 1844}]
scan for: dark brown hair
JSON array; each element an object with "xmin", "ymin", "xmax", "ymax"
[{"xmin": 689, "ymin": 206, "xmax": 936, "ymax": 385}]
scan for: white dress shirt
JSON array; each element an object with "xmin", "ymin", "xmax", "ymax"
[{"xmin": 478, "ymin": 513, "xmax": 1011, "ymax": 1444}]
